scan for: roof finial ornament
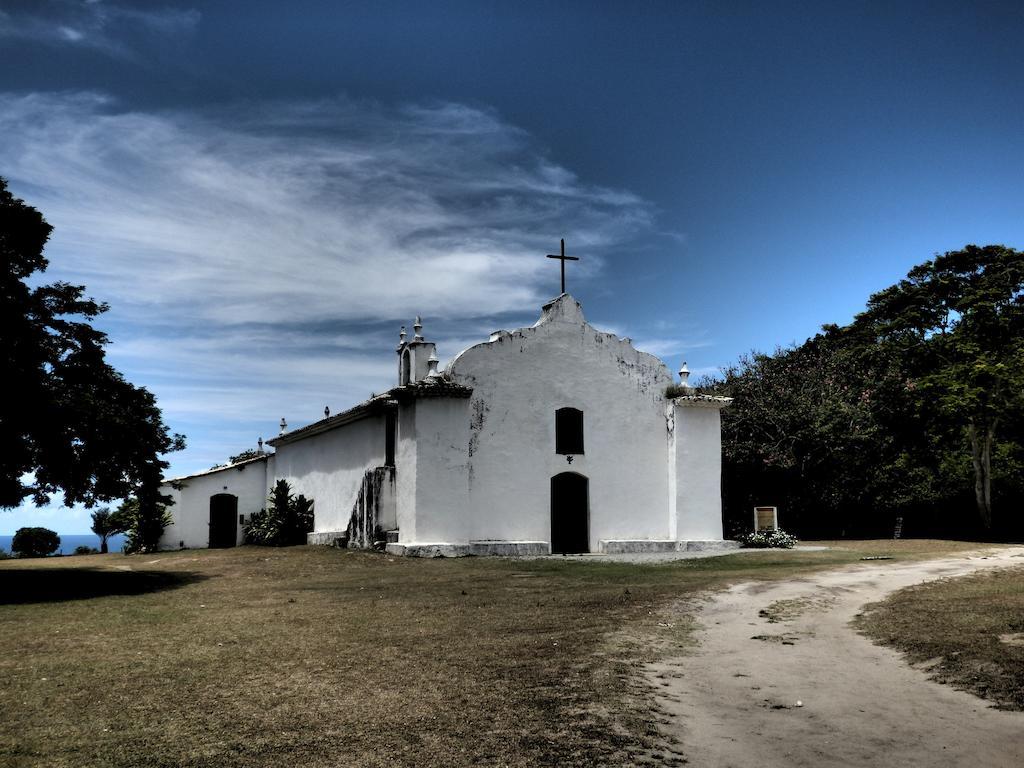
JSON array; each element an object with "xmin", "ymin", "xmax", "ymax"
[
  {"xmin": 279, "ymin": 417, "xmax": 287, "ymax": 435},
  {"xmin": 399, "ymin": 325, "xmax": 407, "ymax": 343},
  {"xmin": 324, "ymin": 406, "xmax": 330, "ymax": 419},
  {"xmin": 679, "ymin": 361, "xmax": 691, "ymax": 389},
  {"xmin": 426, "ymin": 349, "xmax": 440, "ymax": 378},
  {"xmin": 413, "ymin": 316, "xmax": 423, "ymax": 341},
  {"xmin": 546, "ymin": 238, "xmax": 579, "ymax": 295},
  {"xmin": 257, "ymin": 436, "xmax": 264, "ymax": 454}
]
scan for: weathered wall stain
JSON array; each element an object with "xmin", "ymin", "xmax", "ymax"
[{"xmin": 344, "ymin": 465, "xmax": 395, "ymax": 549}]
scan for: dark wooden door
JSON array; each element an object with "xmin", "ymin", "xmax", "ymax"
[
  {"xmin": 550, "ymin": 473, "xmax": 589, "ymax": 554},
  {"xmin": 209, "ymin": 494, "xmax": 238, "ymax": 548}
]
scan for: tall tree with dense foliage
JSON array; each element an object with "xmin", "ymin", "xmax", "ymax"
[
  {"xmin": 711, "ymin": 245, "xmax": 1024, "ymax": 538},
  {"xmin": 0, "ymin": 177, "xmax": 184, "ymax": 530},
  {"xmin": 708, "ymin": 329, "xmax": 899, "ymax": 536},
  {"xmin": 853, "ymin": 245, "xmax": 1024, "ymax": 530}
]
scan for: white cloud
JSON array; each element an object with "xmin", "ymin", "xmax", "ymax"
[
  {"xmin": 58, "ymin": 25, "xmax": 84, "ymax": 41},
  {"xmin": 0, "ymin": 1, "xmax": 199, "ymax": 57},
  {"xmin": 105, "ymin": 330, "xmax": 398, "ymax": 422},
  {"xmin": 0, "ymin": 90, "xmax": 656, "ymax": 485},
  {"xmin": 0, "ymin": 92, "xmax": 651, "ymax": 326},
  {"xmin": 632, "ymin": 336, "xmax": 712, "ymax": 361},
  {"xmin": 587, "ymin": 319, "xmax": 711, "ymax": 363}
]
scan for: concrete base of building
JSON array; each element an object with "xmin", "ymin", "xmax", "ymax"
[
  {"xmin": 599, "ymin": 539, "xmax": 741, "ymax": 554},
  {"xmin": 317, "ymin": 535, "xmax": 742, "ymax": 557},
  {"xmin": 384, "ymin": 540, "xmax": 550, "ymax": 557}
]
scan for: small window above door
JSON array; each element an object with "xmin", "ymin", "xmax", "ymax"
[{"xmin": 555, "ymin": 408, "xmax": 584, "ymax": 454}]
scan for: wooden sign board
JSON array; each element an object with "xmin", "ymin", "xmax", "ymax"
[{"xmin": 754, "ymin": 506, "xmax": 778, "ymax": 532}]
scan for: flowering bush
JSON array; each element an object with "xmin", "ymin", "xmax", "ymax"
[{"xmin": 740, "ymin": 529, "xmax": 798, "ymax": 549}]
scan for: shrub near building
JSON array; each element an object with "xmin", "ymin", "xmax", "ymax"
[{"xmin": 244, "ymin": 480, "xmax": 314, "ymax": 546}]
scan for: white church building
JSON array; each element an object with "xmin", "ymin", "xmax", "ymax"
[{"xmin": 160, "ymin": 293, "xmax": 734, "ymax": 556}]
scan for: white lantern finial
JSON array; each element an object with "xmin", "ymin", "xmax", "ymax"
[{"xmin": 679, "ymin": 361, "xmax": 691, "ymax": 388}]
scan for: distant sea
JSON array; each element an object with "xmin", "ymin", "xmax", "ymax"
[{"xmin": 0, "ymin": 533, "xmax": 126, "ymax": 556}]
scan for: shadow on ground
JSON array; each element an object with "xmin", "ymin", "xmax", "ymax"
[{"xmin": 0, "ymin": 567, "xmax": 207, "ymax": 604}]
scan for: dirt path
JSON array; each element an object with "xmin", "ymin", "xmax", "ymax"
[{"xmin": 647, "ymin": 547, "xmax": 1024, "ymax": 768}]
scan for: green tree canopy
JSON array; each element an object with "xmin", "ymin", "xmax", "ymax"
[
  {"xmin": 11, "ymin": 526, "xmax": 60, "ymax": 558},
  {"xmin": 0, "ymin": 177, "xmax": 184, "ymax": 514},
  {"xmin": 710, "ymin": 244, "xmax": 1024, "ymax": 538},
  {"xmin": 115, "ymin": 496, "xmax": 174, "ymax": 554},
  {"xmin": 210, "ymin": 448, "xmax": 265, "ymax": 471},
  {"xmin": 853, "ymin": 245, "xmax": 1024, "ymax": 529}
]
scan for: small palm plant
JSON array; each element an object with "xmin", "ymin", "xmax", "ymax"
[{"xmin": 244, "ymin": 480, "xmax": 314, "ymax": 546}]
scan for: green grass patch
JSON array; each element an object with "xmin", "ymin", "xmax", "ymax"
[
  {"xmin": 855, "ymin": 565, "xmax": 1024, "ymax": 710},
  {"xmin": 0, "ymin": 540, "xmax": 993, "ymax": 767}
]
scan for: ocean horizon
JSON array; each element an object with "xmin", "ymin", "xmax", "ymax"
[{"xmin": 0, "ymin": 533, "xmax": 126, "ymax": 556}]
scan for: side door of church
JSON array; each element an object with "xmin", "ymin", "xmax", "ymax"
[{"xmin": 209, "ymin": 493, "xmax": 238, "ymax": 548}]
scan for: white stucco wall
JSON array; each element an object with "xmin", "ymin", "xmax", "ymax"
[
  {"xmin": 395, "ymin": 403, "xmax": 418, "ymax": 540},
  {"xmin": 671, "ymin": 402, "xmax": 725, "ymax": 540},
  {"xmin": 273, "ymin": 413, "xmax": 389, "ymax": 534},
  {"xmin": 394, "ymin": 396, "xmax": 470, "ymax": 544},
  {"xmin": 160, "ymin": 457, "xmax": 270, "ymax": 549},
  {"xmin": 447, "ymin": 294, "xmax": 675, "ymax": 551}
]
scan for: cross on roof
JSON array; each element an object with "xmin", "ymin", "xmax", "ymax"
[{"xmin": 546, "ymin": 238, "xmax": 579, "ymax": 294}]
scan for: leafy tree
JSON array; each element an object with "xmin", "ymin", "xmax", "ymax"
[
  {"xmin": 244, "ymin": 480, "xmax": 314, "ymax": 546},
  {"xmin": 116, "ymin": 496, "xmax": 173, "ymax": 554},
  {"xmin": 710, "ymin": 244, "xmax": 1024, "ymax": 538},
  {"xmin": 73, "ymin": 545, "xmax": 98, "ymax": 555},
  {"xmin": 210, "ymin": 448, "xmax": 264, "ymax": 470},
  {"xmin": 0, "ymin": 177, "xmax": 185, "ymax": 517},
  {"xmin": 11, "ymin": 526, "xmax": 60, "ymax": 557},
  {"xmin": 228, "ymin": 448, "xmax": 263, "ymax": 464},
  {"xmin": 854, "ymin": 245, "xmax": 1024, "ymax": 530},
  {"xmin": 90, "ymin": 506, "xmax": 126, "ymax": 554},
  {"xmin": 707, "ymin": 329, "xmax": 895, "ymax": 536}
]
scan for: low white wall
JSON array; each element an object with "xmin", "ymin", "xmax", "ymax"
[
  {"xmin": 160, "ymin": 459, "xmax": 269, "ymax": 549},
  {"xmin": 273, "ymin": 414, "xmax": 389, "ymax": 534},
  {"xmin": 671, "ymin": 403, "xmax": 725, "ymax": 540}
]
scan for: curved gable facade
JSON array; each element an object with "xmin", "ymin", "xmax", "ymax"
[{"xmin": 446, "ymin": 294, "xmax": 675, "ymax": 550}]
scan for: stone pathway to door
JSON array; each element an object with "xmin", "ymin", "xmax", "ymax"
[{"xmin": 644, "ymin": 547, "xmax": 1024, "ymax": 767}]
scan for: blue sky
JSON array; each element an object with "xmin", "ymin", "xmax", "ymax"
[{"xmin": 2, "ymin": 0, "xmax": 1023, "ymax": 533}]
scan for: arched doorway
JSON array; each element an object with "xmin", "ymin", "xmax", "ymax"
[
  {"xmin": 550, "ymin": 472, "xmax": 589, "ymax": 554},
  {"xmin": 209, "ymin": 493, "xmax": 238, "ymax": 548}
]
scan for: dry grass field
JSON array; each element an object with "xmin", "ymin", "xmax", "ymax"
[
  {"xmin": 856, "ymin": 564, "xmax": 1024, "ymax": 710},
  {"xmin": 0, "ymin": 540, "xmax": 999, "ymax": 767}
]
